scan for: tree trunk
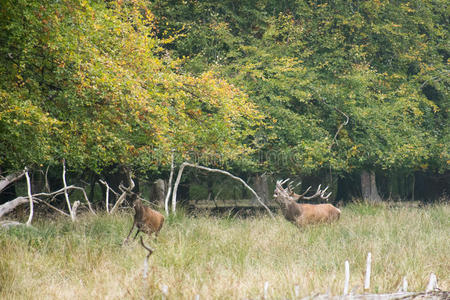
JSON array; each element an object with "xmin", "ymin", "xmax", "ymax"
[
  {"xmin": 361, "ymin": 170, "xmax": 382, "ymax": 202},
  {"xmin": 152, "ymin": 179, "xmax": 166, "ymax": 207},
  {"xmin": 253, "ymin": 173, "xmax": 269, "ymax": 204}
]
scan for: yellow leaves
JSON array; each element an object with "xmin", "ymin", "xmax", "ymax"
[{"xmin": 420, "ymin": 164, "xmax": 428, "ymax": 170}]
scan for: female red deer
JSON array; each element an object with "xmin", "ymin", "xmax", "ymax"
[
  {"xmin": 273, "ymin": 179, "xmax": 341, "ymax": 227},
  {"xmin": 124, "ymin": 193, "xmax": 164, "ymax": 244}
]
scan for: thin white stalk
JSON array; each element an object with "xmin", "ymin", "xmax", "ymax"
[
  {"xmin": 263, "ymin": 281, "xmax": 269, "ymax": 299},
  {"xmin": 105, "ymin": 186, "xmax": 110, "ymax": 213},
  {"xmin": 344, "ymin": 260, "xmax": 350, "ymax": 295},
  {"xmin": 164, "ymin": 151, "xmax": 175, "ymax": 215},
  {"xmin": 139, "ymin": 237, "xmax": 153, "ymax": 280},
  {"xmin": 171, "ymin": 162, "xmax": 187, "ymax": 213},
  {"xmin": 62, "ymin": 159, "xmax": 74, "ymax": 221},
  {"xmin": 25, "ymin": 168, "xmax": 34, "ymax": 226},
  {"xmin": 99, "ymin": 180, "xmax": 111, "ymax": 213},
  {"xmin": 402, "ymin": 277, "xmax": 408, "ymax": 292},
  {"xmin": 426, "ymin": 273, "xmax": 438, "ymax": 292},
  {"xmin": 161, "ymin": 284, "xmax": 168, "ymax": 300},
  {"xmin": 78, "ymin": 187, "xmax": 96, "ymax": 215},
  {"xmin": 364, "ymin": 252, "xmax": 372, "ymax": 291},
  {"xmin": 44, "ymin": 165, "xmax": 50, "ymax": 192},
  {"xmin": 294, "ymin": 285, "xmax": 300, "ymax": 298}
]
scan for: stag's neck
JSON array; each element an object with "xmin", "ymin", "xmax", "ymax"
[
  {"xmin": 280, "ymin": 201, "xmax": 302, "ymax": 223},
  {"xmin": 134, "ymin": 203, "xmax": 145, "ymax": 218}
]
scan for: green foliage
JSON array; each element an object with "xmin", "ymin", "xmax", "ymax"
[
  {"xmin": 0, "ymin": 0, "xmax": 262, "ymax": 174},
  {"xmin": 149, "ymin": 0, "xmax": 449, "ymax": 176},
  {"xmin": 0, "ymin": 0, "xmax": 448, "ymax": 184}
]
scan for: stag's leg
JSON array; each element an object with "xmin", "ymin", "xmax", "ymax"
[
  {"xmin": 123, "ymin": 221, "xmax": 136, "ymax": 245},
  {"xmin": 133, "ymin": 228, "xmax": 141, "ymax": 240}
]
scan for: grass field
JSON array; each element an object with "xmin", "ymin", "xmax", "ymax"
[{"xmin": 0, "ymin": 202, "xmax": 449, "ymax": 299}]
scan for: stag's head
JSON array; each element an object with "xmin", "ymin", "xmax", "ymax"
[
  {"xmin": 273, "ymin": 179, "xmax": 294, "ymax": 206},
  {"xmin": 129, "ymin": 192, "xmax": 143, "ymax": 210}
]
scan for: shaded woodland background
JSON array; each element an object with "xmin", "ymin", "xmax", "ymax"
[{"xmin": 1, "ymin": 0, "xmax": 448, "ymax": 211}]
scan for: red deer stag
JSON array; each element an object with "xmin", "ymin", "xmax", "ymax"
[
  {"xmin": 124, "ymin": 193, "xmax": 164, "ymax": 244},
  {"xmin": 273, "ymin": 179, "xmax": 341, "ymax": 227}
]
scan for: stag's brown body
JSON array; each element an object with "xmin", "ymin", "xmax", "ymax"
[
  {"xmin": 274, "ymin": 180, "xmax": 341, "ymax": 227},
  {"xmin": 125, "ymin": 195, "xmax": 164, "ymax": 243}
]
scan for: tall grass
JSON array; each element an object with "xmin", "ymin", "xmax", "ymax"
[{"xmin": 0, "ymin": 202, "xmax": 448, "ymax": 299}]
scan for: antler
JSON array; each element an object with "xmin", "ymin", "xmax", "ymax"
[
  {"xmin": 302, "ymin": 184, "xmax": 332, "ymax": 200},
  {"xmin": 279, "ymin": 179, "xmax": 332, "ymax": 201}
]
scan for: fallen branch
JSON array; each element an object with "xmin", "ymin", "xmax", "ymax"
[
  {"xmin": 171, "ymin": 162, "xmax": 274, "ymax": 218},
  {"xmin": 305, "ymin": 290, "xmax": 448, "ymax": 299},
  {"xmin": 0, "ymin": 185, "xmax": 95, "ymax": 219},
  {"xmin": 0, "ymin": 220, "xmax": 27, "ymax": 228},
  {"xmin": 0, "ymin": 169, "xmax": 25, "ymax": 194},
  {"xmin": 33, "ymin": 197, "xmax": 70, "ymax": 217},
  {"xmin": 0, "ymin": 197, "xmax": 29, "ymax": 219}
]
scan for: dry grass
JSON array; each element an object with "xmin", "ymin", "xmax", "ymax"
[{"xmin": 0, "ymin": 202, "xmax": 448, "ymax": 299}]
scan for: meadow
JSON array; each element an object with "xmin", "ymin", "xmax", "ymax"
[{"xmin": 0, "ymin": 202, "xmax": 448, "ymax": 299}]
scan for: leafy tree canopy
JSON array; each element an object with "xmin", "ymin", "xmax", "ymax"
[{"xmin": 0, "ymin": 0, "xmax": 262, "ymax": 173}]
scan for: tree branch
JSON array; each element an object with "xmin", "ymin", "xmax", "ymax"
[
  {"xmin": 0, "ymin": 170, "xmax": 26, "ymax": 194},
  {"xmin": 164, "ymin": 151, "xmax": 175, "ymax": 216},
  {"xmin": 25, "ymin": 168, "xmax": 34, "ymax": 226},
  {"xmin": 110, "ymin": 169, "xmax": 135, "ymax": 214},
  {"xmin": 171, "ymin": 162, "xmax": 274, "ymax": 218}
]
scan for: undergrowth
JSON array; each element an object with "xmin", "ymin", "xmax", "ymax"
[{"xmin": 0, "ymin": 202, "xmax": 448, "ymax": 299}]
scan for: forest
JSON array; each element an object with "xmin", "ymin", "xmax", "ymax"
[
  {"xmin": 0, "ymin": 0, "xmax": 449, "ymax": 210},
  {"xmin": 0, "ymin": 1, "xmax": 449, "ymax": 299}
]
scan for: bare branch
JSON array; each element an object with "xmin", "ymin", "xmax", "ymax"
[
  {"xmin": 164, "ymin": 151, "xmax": 175, "ymax": 216},
  {"xmin": 171, "ymin": 162, "xmax": 187, "ymax": 213},
  {"xmin": 25, "ymin": 168, "xmax": 34, "ymax": 226},
  {"xmin": 62, "ymin": 159, "xmax": 74, "ymax": 221},
  {"xmin": 329, "ymin": 107, "xmax": 349, "ymax": 150},
  {"xmin": 33, "ymin": 197, "xmax": 70, "ymax": 217},
  {"xmin": 0, "ymin": 197, "xmax": 29, "ymax": 219},
  {"xmin": 140, "ymin": 236, "xmax": 154, "ymax": 279},
  {"xmin": 312, "ymin": 95, "xmax": 349, "ymax": 150},
  {"xmin": 99, "ymin": 180, "xmax": 111, "ymax": 213},
  {"xmin": 171, "ymin": 162, "xmax": 274, "ymax": 218},
  {"xmin": 110, "ymin": 169, "xmax": 135, "ymax": 214},
  {"xmin": 44, "ymin": 165, "xmax": 51, "ymax": 193},
  {"xmin": 0, "ymin": 220, "xmax": 25, "ymax": 228},
  {"xmin": 0, "ymin": 170, "xmax": 25, "ymax": 194}
]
